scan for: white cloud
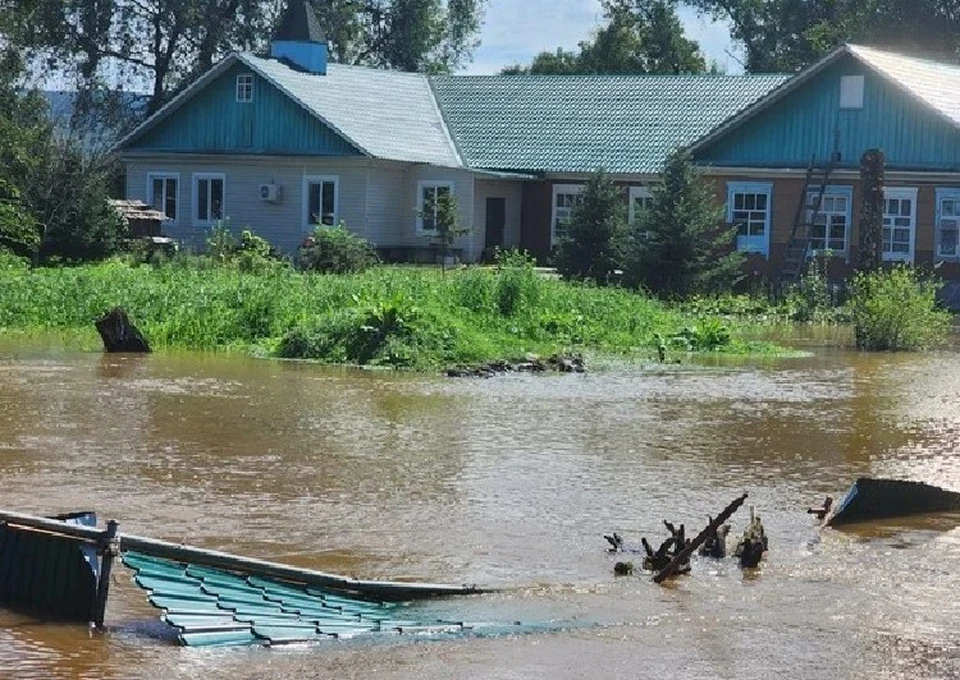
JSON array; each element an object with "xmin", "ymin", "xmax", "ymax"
[{"xmin": 462, "ymin": 0, "xmax": 742, "ymax": 75}]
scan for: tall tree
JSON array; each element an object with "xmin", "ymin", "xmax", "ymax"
[
  {"xmin": 690, "ymin": 0, "xmax": 960, "ymax": 73},
  {"xmin": 503, "ymin": 0, "xmax": 707, "ymax": 75},
  {"xmin": 314, "ymin": 0, "xmax": 487, "ymax": 73},
  {"xmin": 624, "ymin": 149, "xmax": 743, "ymax": 299},
  {"xmin": 1, "ymin": 0, "xmax": 275, "ymax": 114}
]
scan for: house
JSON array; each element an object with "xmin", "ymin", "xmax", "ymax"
[
  {"xmin": 115, "ymin": 1, "xmax": 960, "ymax": 282},
  {"xmin": 114, "ymin": 0, "xmax": 785, "ymax": 263},
  {"xmin": 689, "ymin": 44, "xmax": 960, "ymax": 285}
]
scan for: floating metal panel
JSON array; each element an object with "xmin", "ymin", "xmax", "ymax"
[{"xmin": 0, "ymin": 517, "xmax": 98, "ymax": 622}]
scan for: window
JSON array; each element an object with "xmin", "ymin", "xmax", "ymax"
[
  {"xmin": 551, "ymin": 184, "xmax": 583, "ymax": 244},
  {"xmin": 417, "ymin": 181, "xmax": 454, "ymax": 233},
  {"xmin": 840, "ymin": 75, "xmax": 865, "ymax": 110},
  {"xmin": 936, "ymin": 189, "xmax": 960, "ymax": 260},
  {"xmin": 807, "ymin": 186, "xmax": 852, "ymax": 253},
  {"xmin": 628, "ymin": 186, "xmax": 654, "ymax": 225},
  {"xmin": 147, "ymin": 173, "xmax": 178, "ymax": 221},
  {"xmin": 727, "ymin": 182, "xmax": 772, "ymax": 256},
  {"xmin": 193, "ymin": 173, "xmax": 225, "ymax": 225},
  {"xmin": 303, "ymin": 175, "xmax": 339, "ymax": 228},
  {"xmin": 882, "ymin": 187, "xmax": 917, "ymax": 262},
  {"xmin": 236, "ymin": 74, "xmax": 253, "ymax": 103}
]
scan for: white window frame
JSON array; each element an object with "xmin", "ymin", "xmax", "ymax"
[
  {"xmin": 882, "ymin": 187, "xmax": 917, "ymax": 263},
  {"xmin": 935, "ymin": 188, "xmax": 960, "ymax": 261},
  {"xmin": 146, "ymin": 172, "xmax": 179, "ymax": 223},
  {"xmin": 416, "ymin": 180, "xmax": 455, "ymax": 234},
  {"xmin": 726, "ymin": 181, "xmax": 772, "ymax": 257},
  {"xmin": 628, "ymin": 185, "xmax": 654, "ymax": 225},
  {"xmin": 236, "ymin": 74, "xmax": 254, "ymax": 103},
  {"xmin": 807, "ymin": 185, "xmax": 853, "ymax": 256},
  {"xmin": 302, "ymin": 175, "xmax": 340, "ymax": 230},
  {"xmin": 839, "ymin": 75, "xmax": 865, "ymax": 110},
  {"xmin": 192, "ymin": 172, "xmax": 226, "ymax": 227},
  {"xmin": 551, "ymin": 183, "xmax": 583, "ymax": 245}
]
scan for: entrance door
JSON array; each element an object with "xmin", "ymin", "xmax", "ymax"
[{"xmin": 485, "ymin": 197, "xmax": 506, "ymax": 250}]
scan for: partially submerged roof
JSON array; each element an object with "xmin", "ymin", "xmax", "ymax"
[{"xmin": 429, "ymin": 74, "xmax": 791, "ymax": 174}]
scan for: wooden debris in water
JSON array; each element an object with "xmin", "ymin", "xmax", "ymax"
[
  {"xmin": 653, "ymin": 493, "xmax": 749, "ymax": 584},
  {"xmin": 733, "ymin": 506, "xmax": 768, "ymax": 569},
  {"xmin": 697, "ymin": 519, "xmax": 730, "ymax": 559}
]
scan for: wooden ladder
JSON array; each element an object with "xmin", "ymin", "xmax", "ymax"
[{"xmin": 780, "ymin": 157, "xmax": 835, "ymax": 286}]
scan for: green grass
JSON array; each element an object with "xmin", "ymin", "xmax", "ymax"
[{"xmin": 0, "ymin": 256, "xmax": 789, "ymax": 369}]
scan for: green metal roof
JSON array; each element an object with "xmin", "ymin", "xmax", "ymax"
[
  {"xmin": 122, "ymin": 551, "xmax": 574, "ymax": 648},
  {"xmin": 429, "ymin": 74, "xmax": 791, "ymax": 174}
]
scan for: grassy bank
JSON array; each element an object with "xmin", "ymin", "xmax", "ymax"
[{"xmin": 0, "ymin": 256, "xmax": 786, "ymax": 368}]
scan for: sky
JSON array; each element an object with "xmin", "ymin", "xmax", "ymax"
[{"xmin": 463, "ymin": 0, "xmax": 742, "ymax": 75}]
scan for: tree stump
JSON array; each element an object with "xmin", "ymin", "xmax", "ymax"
[{"xmin": 95, "ymin": 308, "xmax": 151, "ymax": 353}]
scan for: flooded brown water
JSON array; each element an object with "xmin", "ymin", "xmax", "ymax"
[{"xmin": 0, "ymin": 338, "xmax": 958, "ymax": 679}]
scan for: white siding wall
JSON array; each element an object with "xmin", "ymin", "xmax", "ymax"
[
  {"xmin": 125, "ymin": 156, "xmax": 513, "ymax": 263},
  {"xmin": 473, "ymin": 179, "xmax": 524, "ymax": 255},
  {"xmin": 125, "ymin": 156, "xmax": 371, "ymax": 253},
  {"xmin": 404, "ymin": 166, "xmax": 478, "ymax": 260}
]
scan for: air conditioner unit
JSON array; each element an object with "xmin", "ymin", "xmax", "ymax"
[{"xmin": 259, "ymin": 183, "xmax": 281, "ymax": 203}]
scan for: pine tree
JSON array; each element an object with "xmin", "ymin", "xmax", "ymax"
[
  {"xmin": 553, "ymin": 170, "xmax": 627, "ymax": 284},
  {"xmin": 625, "ymin": 149, "xmax": 743, "ymax": 299}
]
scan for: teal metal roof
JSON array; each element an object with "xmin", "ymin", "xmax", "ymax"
[
  {"xmin": 429, "ymin": 74, "xmax": 791, "ymax": 174},
  {"xmin": 122, "ymin": 551, "xmax": 571, "ymax": 648},
  {"xmin": 240, "ymin": 54, "xmax": 463, "ymax": 167}
]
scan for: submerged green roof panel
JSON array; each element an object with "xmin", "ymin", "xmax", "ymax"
[{"xmin": 429, "ymin": 74, "xmax": 791, "ymax": 174}]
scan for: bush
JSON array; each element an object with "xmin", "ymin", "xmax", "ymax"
[
  {"xmin": 297, "ymin": 225, "xmax": 379, "ymax": 274},
  {"xmin": 552, "ymin": 170, "xmax": 626, "ymax": 284},
  {"xmin": 850, "ymin": 265, "xmax": 951, "ymax": 351},
  {"xmin": 495, "ymin": 249, "xmax": 541, "ymax": 316},
  {"xmin": 786, "ymin": 251, "xmax": 835, "ymax": 322}
]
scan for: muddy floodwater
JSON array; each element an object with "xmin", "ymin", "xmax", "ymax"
[{"xmin": 0, "ymin": 338, "xmax": 958, "ymax": 679}]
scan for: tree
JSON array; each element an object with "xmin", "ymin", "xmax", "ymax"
[
  {"xmin": 1, "ymin": 0, "xmax": 275, "ymax": 115},
  {"xmin": 553, "ymin": 171, "xmax": 628, "ymax": 284},
  {"xmin": 689, "ymin": 0, "xmax": 960, "ymax": 73},
  {"xmin": 624, "ymin": 149, "xmax": 743, "ymax": 299},
  {"xmin": 314, "ymin": 0, "xmax": 487, "ymax": 73},
  {"xmin": 419, "ymin": 188, "xmax": 470, "ymax": 271},
  {"xmin": 503, "ymin": 0, "xmax": 706, "ymax": 75}
]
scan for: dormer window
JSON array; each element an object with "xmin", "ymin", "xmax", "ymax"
[{"xmin": 236, "ymin": 74, "xmax": 254, "ymax": 103}]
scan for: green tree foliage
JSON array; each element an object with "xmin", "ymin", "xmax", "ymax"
[
  {"xmin": 624, "ymin": 149, "xmax": 743, "ymax": 299},
  {"xmin": 297, "ymin": 225, "xmax": 380, "ymax": 274},
  {"xmin": 503, "ymin": 0, "xmax": 706, "ymax": 75},
  {"xmin": 1, "ymin": 0, "xmax": 274, "ymax": 114},
  {"xmin": 0, "ymin": 50, "xmax": 125, "ymax": 261},
  {"xmin": 850, "ymin": 266, "xmax": 951, "ymax": 351},
  {"xmin": 690, "ymin": 0, "xmax": 960, "ymax": 72},
  {"xmin": 553, "ymin": 171, "xmax": 628, "ymax": 284},
  {"xmin": 419, "ymin": 189, "xmax": 470, "ymax": 271},
  {"xmin": 315, "ymin": 0, "xmax": 487, "ymax": 73}
]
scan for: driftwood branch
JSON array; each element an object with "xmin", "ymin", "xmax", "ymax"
[{"xmin": 654, "ymin": 493, "xmax": 749, "ymax": 584}]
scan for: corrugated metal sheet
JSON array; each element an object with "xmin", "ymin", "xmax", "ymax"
[
  {"xmin": 0, "ymin": 517, "xmax": 98, "ymax": 622},
  {"xmin": 131, "ymin": 63, "xmax": 361, "ymax": 156},
  {"xmin": 122, "ymin": 551, "xmax": 566, "ymax": 648},
  {"xmin": 429, "ymin": 74, "xmax": 790, "ymax": 174},
  {"xmin": 696, "ymin": 53, "xmax": 960, "ymax": 171}
]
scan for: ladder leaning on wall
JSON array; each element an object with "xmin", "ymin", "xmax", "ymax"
[{"xmin": 779, "ymin": 156, "xmax": 836, "ymax": 287}]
